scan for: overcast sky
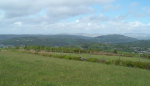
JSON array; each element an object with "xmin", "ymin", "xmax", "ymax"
[{"xmin": 0, "ymin": 0, "xmax": 150, "ymax": 34}]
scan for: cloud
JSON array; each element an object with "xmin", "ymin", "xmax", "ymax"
[
  {"xmin": 130, "ymin": 2, "xmax": 139, "ymax": 7},
  {"xmin": 76, "ymin": 20, "xmax": 79, "ymax": 22},
  {"xmin": 148, "ymin": 23, "xmax": 150, "ymax": 25},
  {"xmin": 47, "ymin": 6, "xmax": 95, "ymax": 17},
  {"xmin": 14, "ymin": 22, "xmax": 22, "ymax": 26},
  {"xmin": 102, "ymin": 4, "xmax": 120, "ymax": 11},
  {"xmin": 113, "ymin": 15, "xmax": 127, "ymax": 21},
  {"xmin": 133, "ymin": 13, "xmax": 147, "ymax": 18},
  {"xmin": 1, "ymin": 18, "xmax": 150, "ymax": 34},
  {"xmin": 147, "ymin": 9, "xmax": 150, "ymax": 15},
  {"xmin": 0, "ymin": 0, "xmax": 114, "ymax": 18},
  {"xmin": 79, "ymin": 14, "xmax": 109, "ymax": 23}
]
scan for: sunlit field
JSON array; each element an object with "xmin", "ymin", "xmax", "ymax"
[
  {"xmin": 51, "ymin": 52, "xmax": 150, "ymax": 62},
  {"xmin": 0, "ymin": 51, "xmax": 150, "ymax": 86}
]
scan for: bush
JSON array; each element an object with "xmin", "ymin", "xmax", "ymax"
[
  {"xmin": 114, "ymin": 60, "xmax": 123, "ymax": 65},
  {"xmin": 64, "ymin": 56, "xmax": 72, "ymax": 60},
  {"xmin": 122, "ymin": 60, "xmax": 134, "ymax": 67},
  {"xmin": 71, "ymin": 56, "xmax": 82, "ymax": 61},
  {"xmin": 98, "ymin": 60, "xmax": 106, "ymax": 63},
  {"xmin": 49, "ymin": 54, "xmax": 54, "ymax": 57},
  {"xmin": 42, "ymin": 53, "xmax": 48, "ymax": 57},
  {"xmin": 105, "ymin": 61, "xmax": 111, "ymax": 65},
  {"xmin": 147, "ymin": 55, "xmax": 150, "ymax": 59},
  {"xmin": 113, "ymin": 49, "xmax": 118, "ymax": 54},
  {"xmin": 34, "ymin": 52, "xmax": 39, "ymax": 55},
  {"xmin": 133, "ymin": 61, "xmax": 146, "ymax": 69},
  {"xmin": 86, "ymin": 58, "xmax": 99, "ymax": 62},
  {"xmin": 145, "ymin": 63, "xmax": 150, "ymax": 70}
]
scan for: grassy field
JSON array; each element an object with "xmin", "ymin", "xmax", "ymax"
[
  {"xmin": 51, "ymin": 52, "xmax": 150, "ymax": 62},
  {"xmin": 0, "ymin": 51, "xmax": 150, "ymax": 86}
]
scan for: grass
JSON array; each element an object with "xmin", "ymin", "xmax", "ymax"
[
  {"xmin": 51, "ymin": 52, "xmax": 150, "ymax": 62},
  {"xmin": 0, "ymin": 51, "xmax": 150, "ymax": 86}
]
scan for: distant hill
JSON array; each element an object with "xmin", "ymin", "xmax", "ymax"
[
  {"xmin": 95, "ymin": 34, "xmax": 138, "ymax": 43},
  {"xmin": 0, "ymin": 34, "xmax": 139, "ymax": 47},
  {"xmin": 0, "ymin": 35, "xmax": 99, "ymax": 46},
  {"xmin": 0, "ymin": 35, "xmax": 31, "ymax": 40}
]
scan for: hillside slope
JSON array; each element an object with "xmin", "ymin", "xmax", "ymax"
[
  {"xmin": 0, "ymin": 51, "xmax": 150, "ymax": 86},
  {"xmin": 95, "ymin": 34, "xmax": 138, "ymax": 43},
  {"xmin": 0, "ymin": 35, "xmax": 98, "ymax": 46}
]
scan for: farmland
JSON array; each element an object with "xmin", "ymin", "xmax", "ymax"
[
  {"xmin": 51, "ymin": 52, "xmax": 150, "ymax": 62},
  {"xmin": 0, "ymin": 51, "xmax": 150, "ymax": 86}
]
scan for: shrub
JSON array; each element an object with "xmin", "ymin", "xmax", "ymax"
[
  {"xmin": 86, "ymin": 58, "xmax": 99, "ymax": 62},
  {"xmin": 49, "ymin": 54, "xmax": 54, "ymax": 57},
  {"xmin": 105, "ymin": 61, "xmax": 111, "ymax": 65},
  {"xmin": 145, "ymin": 63, "xmax": 150, "ymax": 70},
  {"xmin": 35, "ymin": 52, "xmax": 39, "ymax": 55},
  {"xmin": 122, "ymin": 60, "xmax": 134, "ymax": 67},
  {"xmin": 147, "ymin": 55, "xmax": 150, "ymax": 59},
  {"xmin": 42, "ymin": 53, "xmax": 48, "ymax": 57},
  {"xmin": 64, "ymin": 56, "xmax": 72, "ymax": 60},
  {"xmin": 113, "ymin": 49, "xmax": 118, "ymax": 54},
  {"xmin": 98, "ymin": 60, "xmax": 106, "ymax": 63},
  {"xmin": 133, "ymin": 61, "xmax": 146, "ymax": 69},
  {"xmin": 56, "ymin": 55, "xmax": 66, "ymax": 59},
  {"xmin": 71, "ymin": 56, "xmax": 82, "ymax": 61},
  {"xmin": 114, "ymin": 60, "xmax": 123, "ymax": 65}
]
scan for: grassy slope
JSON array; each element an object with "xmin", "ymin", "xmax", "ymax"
[
  {"xmin": 52, "ymin": 52, "xmax": 150, "ymax": 62},
  {"xmin": 0, "ymin": 51, "xmax": 150, "ymax": 86}
]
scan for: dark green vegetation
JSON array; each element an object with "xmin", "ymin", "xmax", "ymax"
[
  {"xmin": 1, "ymin": 51, "xmax": 150, "ymax": 86},
  {"xmin": 20, "ymin": 50, "xmax": 150, "ymax": 70},
  {"xmin": 70, "ymin": 40, "xmax": 150, "ymax": 54},
  {"xmin": 0, "ymin": 35, "xmax": 98, "ymax": 46},
  {"xmin": 95, "ymin": 34, "xmax": 137, "ymax": 43},
  {"xmin": 0, "ymin": 34, "xmax": 138, "ymax": 47},
  {"xmin": 0, "ymin": 34, "xmax": 30, "ymax": 40}
]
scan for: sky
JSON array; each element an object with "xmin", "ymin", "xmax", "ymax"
[{"xmin": 0, "ymin": 0, "xmax": 150, "ymax": 34}]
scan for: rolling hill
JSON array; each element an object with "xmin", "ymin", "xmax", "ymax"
[
  {"xmin": 0, "ymin": 35, "xmax": 99, "ymax": 46},
  {"xmin": 95, "ymin": 34, "xmax": 138, "ymax": 43},
  {"xmin": 0, "ymin": 34, "xmax": 138, "ymax": 47}
]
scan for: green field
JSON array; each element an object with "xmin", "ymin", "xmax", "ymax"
[
  {"xmin": 0, "ymin": 51, "xmax": 150, "ymax": 86},
  {"xmin": 51, "ymin": 52, "xmax": 150, "ymax": 62}
]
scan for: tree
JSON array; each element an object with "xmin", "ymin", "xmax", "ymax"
[
  {"xmin": 113, "ymin": 49, "xmax": 118, "ymax": 54},
  {"xmin": 15, "ymin": 45, "xmax": 20, "ymax": 50},
  {"xmin": 24, "ymin": 44, "xmax": 27, "ymax": 50}
]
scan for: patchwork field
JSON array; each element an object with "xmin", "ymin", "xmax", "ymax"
[{"xmin": 0, "ymin": 51, "xmax": 150, "ymax": 86}]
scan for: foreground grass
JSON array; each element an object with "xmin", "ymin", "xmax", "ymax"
[
  {"xmin": 0, "ymin": 51, "xmax": 150, "ymax": 86},
  {"xmin": 51, "ymin": 52, "xmax": 150, "ymax": 62}
]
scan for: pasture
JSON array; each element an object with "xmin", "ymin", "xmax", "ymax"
[{"xmin": 0, "ymin": 51, "xmax": 150, "ymax": 86}]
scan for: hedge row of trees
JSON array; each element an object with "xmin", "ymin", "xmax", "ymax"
[{"xmin": 2, "ymin": 44, "xmax": 150, "ymax": 59}]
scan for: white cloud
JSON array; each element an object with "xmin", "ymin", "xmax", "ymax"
[
  {"xmin": 113, "ymin": 15, "xmax": 127, "ymax": 21},
  {"xmin": 147, "ymin": 9, "xmax": 150, "ymax": 15},
  {"xmin": 47, "ymin": 6, "xmax": 94, "ymax": 17},
  {"xmin": 148, "ymin": 23, "xmax": 150, "ymax": 25},
  {"xmin": 76, "ymin": 20, "xmax": 79, "ymax": 22},
  {"xmin": 0, "ymin": 0, "xmax": 114, "ymax": 18},
  {"xmin": 87, "ymin": 23, "xmax": 91, "ymax": 26},
  {"xmin": 102, "ymin": 4, "xmax": 120, "ymax": 11},
  {"xmin": 79, "ymin": 14, "xmax": 109, "ymax": 23},
  {"xmin": 129, "ymin": 21, "xmax": 143, "ymax": 28},
  {"xmin": 14, "ymin": 22, "xmax": 22, "ymax": 26},
  {"xmin": 130, "ymin": 2, "xmax": 139, "ymax": 7}
]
